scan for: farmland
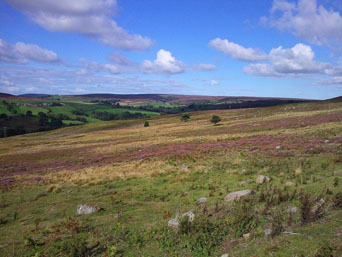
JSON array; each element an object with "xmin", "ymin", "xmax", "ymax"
[{"xmin": 0, "ymin": 99, "xmax": 342, "ymax": 256}]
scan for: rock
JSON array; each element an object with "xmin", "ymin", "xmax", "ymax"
[
  {"xmin": 324, "ymin": 140, "xmax": 329, "ymax": 144},
  {"xmin": 221, "ymin": 254, "xmax": 229, "ymax": 257},
  {"xmin": 240, "ymin": 169, "xmax": 247, "ymax": 174},
  {"xmin": 285, "ymin": 181, "xmax": 295, "ymax": 187},
  {"xmin": 224, "ymin": 190, "xmax": 252, "ymax": 202},
  {"xmin": 168, "ymin": 211, "xmax": 195, "ymax": 228},
  {"xmin": 197, "ymin": 197, "xmax": 208, "ymax": 203},
  {"xmin": 239, "ymin": 180, "xmax": 247, "ymax": 185},
  {"xmin": 264, "ymin": 228, "xmax": 272, "ymax": 236},
  {"xmin": 168, "ymin": 218, "xmax": 180, "ymax": 228},
  {"xmin": 182, "ymin": 211, "xmax": 195, "ymax": 222},
  {"xmin": 256, "ymin": 175, "xmax": 270, "ymax": 184},
  {"xmin": 76, "ymin": 204, "xmax": 102, "ymax": 215},
  {"xmin": 180, "ymin": 165, "xmax": 189, "ymax": 170},
  {"xmin": 275, "ymin": 145, "xmax": 281, "ymax": 150},
  {"xmin": 243, "ymin": 233, "xmax": 251, "ymax": 240},
  {"xmin": 287, "ymin": 207, "xmax": 297, "ymax": 213}
]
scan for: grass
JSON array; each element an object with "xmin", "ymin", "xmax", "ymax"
[{"xmin": 0, "ymin": 100, "xmax": 342, "ymax": 256}]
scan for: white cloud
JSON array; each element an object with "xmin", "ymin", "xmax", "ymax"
[
  {"xmin": 0, "ymin": 65, "xmax": 191, "ymax": 95},
  {"xmin": 6, "ymin": 0, "xmax": 153, "ymax": 51},
  {"xmin": 209, "ymin": 80, "xmax": 219, "ymax": 86},
  {"xmin": 268, "ymin": 0, "xmax": 342, "ymax": 46},
  {"xmin": 0, "ymin": 39, "xmax": 59, "ymax": 64},
  {"xmin": 243, "ymin": 43, "xmax": 330, "ymax": 77},
  {"xmin": 209, "ymin": 38, "xmax": 268, "ymax": 62},
  {"xmin": 321, "ymin": 76, "xmax": 342, "ymax": 85},
  {"xmin": 142, "ymin": 49, "xmax": 185, "ymax": 74},
  {"xmin": 194, "ymin": 63, "xmax": 217, "ymax": 71}
]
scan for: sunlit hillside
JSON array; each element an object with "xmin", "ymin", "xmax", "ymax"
[{"xmin": 1, "ymin": 100, "xmax": 342, "ymax": 256}]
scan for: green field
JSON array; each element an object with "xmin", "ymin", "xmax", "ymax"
[
  {"xmin": 0, "ymin": 100, "xmax": 342, "ymax": 256},
  {"xmin": 0, "ymin": 97, "xmax": 160, "ymax": 137}
]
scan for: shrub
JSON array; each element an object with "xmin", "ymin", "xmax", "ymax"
[
  {"xmin": 210, "ymin": 115, "xmax": 221, "ymax": 125},
  {"xmin": 26, "ymin": 110, "xmax": 33, "ymax": 116},
  {"xmin": 180, "ymin": 113, "xmax": 191, "ymax": 122},
  {"xmin": 144, "ymin": 121, "xmax": 149, "ymax": 127},
  {"xmin": 228, "ymin": 203, "xmax": 258, "ymax": 238},
  {"xmin": 333, "ymin": 192, "xmax": 342, "ymax": 208}
]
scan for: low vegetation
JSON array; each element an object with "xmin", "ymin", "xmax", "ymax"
[{"xmin": 0, "ymin": 99, "xmax": 342, "ymax": 256}]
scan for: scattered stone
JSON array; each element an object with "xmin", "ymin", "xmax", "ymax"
[
  {"xmin": 243, "ymin": 233, "xmax": 251, "ymax": 240},
  {"xmin": 295, "ymin": 168, "xmax": 302, "ymax": 176},
  {"xmin": 285, "ymin": 181, "xmax": 295, "ymax": 187},
  {"xmin": 264, "ymin": 228, "xmax": 272, "ymax": 236},
  {"xmin": 221, "ymin": 254, "xmax": 229, "ymax": 257},
  {"xmin": 239, "ymin": 180, "xmax": 247, "ymax": 185},
  {"xmin": 111, "ymin": 214, "xmax": 121, "ymax": 219},
  {"xmin": 287, "ymin": 207, "xmax": 297, "ymax": 213},
  {"xmin": 324, "ymin": 140, "xmax": 329, "ymax": 144},
  {"xmin": 180, "ymin": 165, "xmax": 189, "ymax": 170},
  {"xmin": 168, "ymin": 211, "xmax": 195, "ymax": 228},
  {"xmin": 182, "ymin": 211, "xmax": 195, "ymax": 222},
  {"xmin": 275, "ymin": 145, "xmax": 281, "ymax": 150},
  {"xmin": 197, "ymin": 197, "xmax": 208, "ymax": 203},
  {"xmin": 240, "ymin": 169, "xmax": 247, "ymax": 174},
  {"xmin": 224, "ymin": 189, "xmax": 252, "ymax": 202},
  {"xmin": 76, "ymin": 204, "xmax": 103, "ymax": 215},
  {"xmin": 256, "ymin": 175, "xmax": 270, "ymax": 184}
]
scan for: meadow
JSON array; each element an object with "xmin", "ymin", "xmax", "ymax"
[{"xmin": 0, "ymin": 100, "xmax": 342, "ymax": 256}]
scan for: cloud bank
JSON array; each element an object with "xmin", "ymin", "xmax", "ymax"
[{"xmin": 6, "ymin": 0, "xmax": 153, "ymax": 50}]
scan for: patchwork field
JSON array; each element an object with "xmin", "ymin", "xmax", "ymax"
[{"xmin": 0, "ymin": 100, "xmax": 342, "ymax": 256}]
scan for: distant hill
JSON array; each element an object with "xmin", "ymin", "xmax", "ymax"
[
  {"xmin": 18, "ymin": 94, "xmax": 51, "ymax": 98},
  {"xmin": 0, "ymin": 93, "xmax": 16, "ymax": 98},
  {"xmin": 326, "ymin": 96, "xmax": 342, "ymax": 102},
  {"xmin": 68, "ymin": 93, "xmax": 310, "ymax": 104}
]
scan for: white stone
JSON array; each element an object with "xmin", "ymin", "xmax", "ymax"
[
  {"xmin": 224, "ymin": 190, "xmax": 252, "ymax": 202},
  {"xmin": 287, "ymin": 207, "xmax": 297, "ymax": 213},
  {"xmin": 168, "ymin": 211, "xmax": 195, "ymax": 228},
  {"xmin": 197, "ymin": 197, "xmax": 208, "ymax": 203},
  {"xmin": 221, "ymin": 254, "xmax": 229, "ymax": 257},
  {"xmin": 76, "ymin": 204, "xmax": 101, "ymax": 215},
  {"xmin": 264, "ymin": 228, "xmax": 272, "ymax": 236},
  {"xmin": 256, "ymin": 175, "xmax": 270, "ymax": 184},
  {"xmin": 168, "ymin": 218, "xmax": 179, "ymax": 228}
]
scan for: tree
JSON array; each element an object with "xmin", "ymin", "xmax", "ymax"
[
  {"xmin": 26, "ymin": 110, "xmax": 33, "ymax": 116},
  {"xmin": 180, "ymin": 113, "xmax": 191, "ymax": 122},
  {"xmin": 210, "ymin": 115, "xmax": 221, "ymax": 125},
  {"xmin": 144, "ymin": 121, "xmax": 149, "ymax": 127}
]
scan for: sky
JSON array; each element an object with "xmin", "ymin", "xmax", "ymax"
[{"xmin": 0, "ymin": 0, "xmax": 342, "ymax": 99}]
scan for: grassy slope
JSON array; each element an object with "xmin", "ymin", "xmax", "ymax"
[{"xmin": 0, "ymin": 101, "xmax": 342, "ymax": 256}]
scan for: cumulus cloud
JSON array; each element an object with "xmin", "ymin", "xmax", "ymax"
[
  {"xmin": 322, "ymin": 76, "xmax": 342, "ymax": 85},
  {"xmin": 0, "ymin": 39, "xmax": 60, "ymax": 64},
  {"xmin": 142, "ymin": 49, "xmax": 186, "ymax": 74},
  {"xmin": 209, "ymin": 38, "xmax": 268, "ymax": 62},
  {"xmin": 81, "ymin": 50, "xmax": 215, "ymax": 75},
  {"xmin": 267, "ymin": 0, "xmax": 342, "ymax": 46},
  {"xmin": 243, "ymin": 43, "xmax": 330, "ymax": 77},
  {"xmin": 6, "ymin": 0, "xmax": 153, "ymax": 51}
]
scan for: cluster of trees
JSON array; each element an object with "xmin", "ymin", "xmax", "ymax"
[
  {"xmin": 180, "ymin": 113, "xmax": 222, "ymax": 125},
  {"xmin": 91, "ymin": 111, "xmax": 149, "ymax": 121}
]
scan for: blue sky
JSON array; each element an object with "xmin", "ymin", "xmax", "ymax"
[{"xmin": 0, "ymin": 0, "xmax": 342, "ymax": 99}]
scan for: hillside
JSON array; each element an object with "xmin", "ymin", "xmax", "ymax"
[{"xmin": 0, "ymin": 100, "xmax": 342, "ymax": 256}]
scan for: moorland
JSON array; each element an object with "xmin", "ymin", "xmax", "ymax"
[{"xmin": 0, "ymin": 96, "xmax": 342, "ymax": 256}]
